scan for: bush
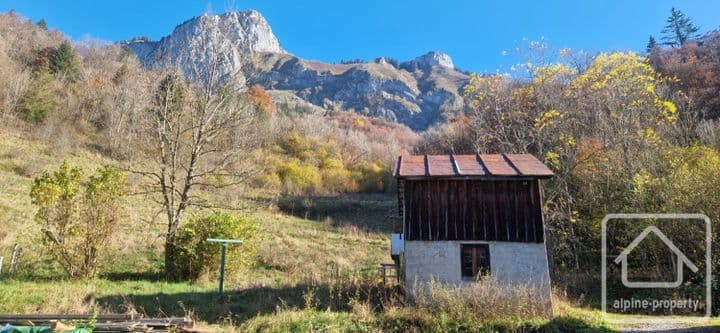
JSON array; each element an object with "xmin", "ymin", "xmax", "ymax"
[
  {"xmin": 168, "ymin": 212, "xmax": 259, "ymax": 281},
  {"xmin": 277, "ymin": 160, "xmax": 322, "ymax": 194},
  {"xmin": 353, "ymin": 161, "xmax": 388, "ymax": 192},
  {"xmin": 30, "ymin": 161, "xmax": 126, "ymax": 278}
]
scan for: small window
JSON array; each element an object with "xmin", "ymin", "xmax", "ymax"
[{"xmin": 461, "ymin": 244, "xmax": 490, "ymax": 280}]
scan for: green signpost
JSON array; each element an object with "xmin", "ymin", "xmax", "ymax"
[{"xmin": 206, "ymin": 238, "xmax": 243, "ymax": 297}]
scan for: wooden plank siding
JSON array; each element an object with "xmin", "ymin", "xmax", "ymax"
[{"xmin": 402, "ymin": 179, "xmax": 544, "ymax": 243}]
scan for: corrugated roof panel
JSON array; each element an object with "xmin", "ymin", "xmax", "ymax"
[
  {"xmin": 453, "ymin": 154, "xmax": 485, "ymax": 176},
  {"xmin": 399, "ymin": 155, "xmax": 426, "ymax": 177},
  {"xmin": 479, "ymin": 154, "xmax": 518, "ymax": 176},
  {"xmin": 427, "ymin": 155, "xmax": 455, "ymax": 176},
  {"xmin": 505, "ymin": 154, "xmax": 554, "ymax": 177},
  {"xmin": 396, "ymin": 154, "xmax": 553, "ymax": 178}
]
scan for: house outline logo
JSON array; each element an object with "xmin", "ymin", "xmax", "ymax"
[
  {"xmin": 601, "ymin": 213, "xmax": 712, "ymax": 318},
  {"xmin": 613, "ymin": 226, "xmax": 698, "ymax": 288}
]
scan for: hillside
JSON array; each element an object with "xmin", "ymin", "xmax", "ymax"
[
  {"xmin": 0, "ymin": 125, "xmax": 390, "ymax": 317},
  {"xmin": 0, "ymin": 128, "xmax": 613, "ymax": 332},
  {"xmin": 122, "ymin": 10, "xmax": 469, "ymax": 130}
]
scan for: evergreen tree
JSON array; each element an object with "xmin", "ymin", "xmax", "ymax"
[
  {"xmin": 661, "ymin": 7, "xmax": 700, "ymax": 47},
  {"xmin": 49, "ymin": 40, "xmax": 80, "ymax": 81},
  {"xmin": 20, "ymin": 66, "xmax": 57, "ymax": 123},
  {"xmin": 36, "ymin": 18, "xmax": 47, "ymax": 30},
  {"xmin": 646, "ymin": 35, "xmax": 657, "ymax": 53}
]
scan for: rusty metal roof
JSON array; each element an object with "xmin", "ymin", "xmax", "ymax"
[{"xmin": 394, "ymin": 154, "xmax": 554, "ymax": 178}]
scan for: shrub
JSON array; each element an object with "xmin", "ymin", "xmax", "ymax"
[
  {"xmin": 277, "ymin": 160, "xmax": 322, "ymax": 194},
  {"xmin": 353, "ymin": 161, "xmax": 388, "ymax": 192},
  {"xmin": 168, "ymin": 212, "xmax": 259, "ymax": 281},
  {"xmin": 30, "ymin": 161, "xmax": 126, "ymax": 278},
  {"xmin": 319, "ymin": 157, "xmax": 356, "ymax": 193}
]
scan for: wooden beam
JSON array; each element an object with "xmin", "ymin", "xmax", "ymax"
[{"xmin": 0, "ymin": 314, "xmax": 135, "ymax": 321}]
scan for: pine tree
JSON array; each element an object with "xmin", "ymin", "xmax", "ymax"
[
  {"xmin": 20, "ymin": 66, "xmax": 57, "ymax": 123},
  {"xmin": 661, "ymin": 7, "xmax": 700, "ymax": 47},
  {"xmin": 646, "ymin": 35, "xmax": 657, "ymax": 53},
  {"xmin": 49, "ymin": 40, "xmax": 80, "ymax": 81},
  {"xmin": 36, "ymin": 18, "xmax": 47, "ymax": 30}
]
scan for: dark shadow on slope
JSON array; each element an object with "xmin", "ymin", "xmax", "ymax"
[
  {"xmin": 278, "ymin": 193, "xmax": 396, "ymax": 233},
  {"xmin": 96, "ymin": 282, "xmax": 403, "ymax": 324},
  {"xmin": 99, "ymin": 270, "xmax": 165, "ymax": 282}
]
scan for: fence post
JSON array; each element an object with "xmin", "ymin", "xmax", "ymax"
[
  {"xmin": 9, "ymin": 244, "xmax": 19, "ymax": 275},
  {"xmin": 0, "ymin": 256, "xmax": 4, "ymax": 278}
]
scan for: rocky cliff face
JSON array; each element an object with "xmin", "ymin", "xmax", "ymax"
[
  {"xmin": 123, "ymin": 10, "xmax": 284, "ymax": 81},
  {"xmin": 122, "ymin": 10, "xmax": 468, "ymax": 130}
]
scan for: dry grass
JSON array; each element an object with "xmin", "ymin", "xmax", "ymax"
[
  {"xmin": 0, "ymin": 127, "xmax": 167, "ymax": 271},
  {"xmin": 412, "ymin": 278, "xmax": 551, "ymax": 321}
]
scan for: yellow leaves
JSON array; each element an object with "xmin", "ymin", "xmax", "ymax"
[
  {"xmin": 320, "ymin": 157, "xmax": 344, "ymax": 170},
  {"xmin": 571, "ymin": 52, "xmax": 657, "ymax": 96},
  {"xmin": 532, "ymin": 63, "xmax": 576, "ymax": 85},
  {"xmin": 655, "ymin": 99, "xmax": 678, "ymax": 123},
  {"xmin": 463, "ymin": 74, "xmax": 510, "ymax": 110},
  {"xmin": 513, "ymin": 85, "xmax": 534, "ymax": 97},
  {"xmin": 560, "ymin": 134, "xmax": 576, "ymax": 147},
  {"xmin": 632, "ymin": 169, "xmax": 655, "ymax": 195},
  {"xmin": 30, "ymin": 160, "xmax": 84, "ymax": 207},
  {"xmin": 544, "ymin": 151, "xmax": 561, "ymax": 170},
  {"xmin": 534, "ymin": 109, "xmax": 564, "ymax": 130},
  {"xmin": 629, "ymin": 99, "xmax": 646, "ymax": 108},
  {"xmin": 565, "ymin": 51, "xmax": 680, "ymax": 129},
  {"xmin": 569, "ymin": 210, "xmax": 579, "ymax": 223},
  {"xmin": 354, "ymin": 117, "xmax": 366, "ymax": 128},
  {"xmin": 645, "ymin": 83, "xmax": 655, "ymax": 94},
  {"xmin": 277, "ymin": 160, "xmax": 322, "ymax": 194},
  {"xmin": 641, "ymin": 127, "xmax": 661, "ymax": 144}
]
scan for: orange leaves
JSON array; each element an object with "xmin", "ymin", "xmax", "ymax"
[{"xmin": 248, "ymin": 84, "xmax": 274, "ymax": 115}]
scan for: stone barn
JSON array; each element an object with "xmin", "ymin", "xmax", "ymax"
[{"xmin": 391, "ymin": 154, "xmax": 554, "ymax": 301}]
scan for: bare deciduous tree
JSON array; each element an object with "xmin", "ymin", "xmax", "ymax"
[{"xmin": 137, "ymin": 57, "xmax": 264, "ymax": 276}]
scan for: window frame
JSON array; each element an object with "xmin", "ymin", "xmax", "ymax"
[{"xmin": 460, "ymin": 243, "xmax": 491, "ymax": 281}]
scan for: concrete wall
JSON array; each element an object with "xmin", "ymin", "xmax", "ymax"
[{"xmin": 404, "ymin": 240, "xmax": 552, "ymax": 302}]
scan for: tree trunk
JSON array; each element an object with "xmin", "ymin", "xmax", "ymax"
[{"xmin": 164, "ymin": 236, "xmax": 176, "ymax": 279}]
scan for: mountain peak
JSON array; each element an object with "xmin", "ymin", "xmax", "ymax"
[
  {"xmin": 184, "ymin": 10, "xmax": 284, "ymax": 54},
  {"xmin": 122, "ymin": 9, "xmax": 284, "ymax": 81},
  {"xmin": 414, "ymin": 51, "xmax": 454, "ymax": 69}
]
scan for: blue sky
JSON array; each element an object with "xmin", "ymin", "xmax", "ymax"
[{"xmin": 1, "ymin": 0, "xmax": 718, "ymax": 72}]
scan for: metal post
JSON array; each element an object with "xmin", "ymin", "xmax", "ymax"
[
  {"xmin": 219, "ymin": 243, "xmax": 227, "ymax": 296},
  {"xmin": 206, "ymin": 238, "xmax": 242, "ymax": 299}
]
